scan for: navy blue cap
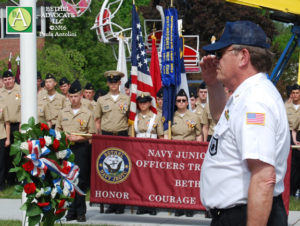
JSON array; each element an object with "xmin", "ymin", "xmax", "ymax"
[
  {"xmin": 189, "ymin": 87, "xmax": 197, "ymax": 98},
  {"xmin": 69, "ymin": 80, "xmax": 81, "ymax": 94},
  {"xmin": 59, "ymin": 77, "xmax": 70, "ymax": 86},
  {"xmin": 3, "ymin": 70, "xmax": 13, "ymax": 78},
  {"xmin": 156, "ymin": 87, "xmax": 163, "ymax": 98},
  {"xmin": 198, "ymin": 81, "xmax": 206, "ymax": 89},
  {"xmin": 84, "ymin": 83, "xmax": 94, "ymax": 90},
  {"xmin": 203, "ymin": 21, "xmax": 270, "ymax": 52},
  {"xmin": 37, "ymin": 71, "xmax": 42, "ymax": 79},
  {"xmin": 45, "ymin": 73, "xmax": 56, "ymax": 81},
  {"xmin": 292, "ymin": 84, "xmax": 300, "ymax": 91},
  {"xmin": 176, "ymin": 89, "xmax": 187, "ymax": 98}
]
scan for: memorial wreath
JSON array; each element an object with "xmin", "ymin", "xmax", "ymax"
[{"xmin": 9, "ymin": 117, "xmax": 84, "ymax": 226}]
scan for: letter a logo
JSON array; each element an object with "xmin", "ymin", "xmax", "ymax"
[{"xmin": 6, "ymin": 7, "xmax": 32, "ymax": 33}]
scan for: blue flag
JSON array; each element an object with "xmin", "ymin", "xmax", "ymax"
[{"xmin": 161, "ymin": 8, "xmax": 181, "ymax": 131}]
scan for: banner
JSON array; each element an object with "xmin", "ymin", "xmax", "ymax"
[
  {"xmin": 91, "ymin": 135, "xmax": 207, "ymax": 210},
  {"xmin": 90, "ymin": 135, "xmax": 291, "ymax": 212}
]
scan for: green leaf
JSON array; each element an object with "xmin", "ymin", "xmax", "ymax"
[
  {"xmin": 21, "ymin": 124, "xmax": 30, "ymax": 131},
  {"xmin": 68, "ymin": 153, "xmax": 75, "ymax": 162},
  {"xmin": 13, "ymin": 152, "xmax": 22, "ymax": 165},
  {"xmin": 13, "ymin": 131, "xmax": 23, "ymax": 141},
  {"xmin": 28, "ymin": 117, "xmax": 35, "ymax": 127},
  {"xmin": 26, "ymin": 203, "xmax": 42, "ymax": 217},
  {"xmin": 20, "ymin": 202, "xmax": 28, "ymax": 211},
  {"xmin": 9, "ymin": 166, "xmax": 22, "ymax": 173},
  {"xmin": 10, "ymin": 143, "xmax": 21, "ymax": 156},
  {"xmin": 15, "ymin": 184, "xmax": 24, "ymax": 193},
  {"xmin": 28, "ymin": 215, "xmax": 41, "ymax": 226}
]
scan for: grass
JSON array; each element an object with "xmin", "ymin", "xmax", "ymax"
[
  {"xmin": 290, "ymin": 196, "xmax": 300, "ymax": 211},
  {"xmin": 0, "ymin": 220, "xmax": 112, "ymax": 226}
]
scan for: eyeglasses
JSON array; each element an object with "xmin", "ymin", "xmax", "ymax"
[
  {"xmin": 176, "ymin": 99, "xmax": 187, "ymax": 103},
  {"xmin": 215, "ymin": 48, "xmax": 236, "ymax": 60}
]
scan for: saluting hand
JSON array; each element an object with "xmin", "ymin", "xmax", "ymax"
[
  {"xmin": 200, "ymin": 55, "xmax": 219, "ymax": 86},
  {"xmin": 5, "ymin": 139, "xmax": 10, "ymax": 147}
]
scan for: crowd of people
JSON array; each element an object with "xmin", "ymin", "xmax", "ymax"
[
  {"xmin": 0, "ymin": 68, "xmax": 217, "ymax": 222},
  {"xmin": 0, "ymin": 19, "xmax": 299, "ymax": 225}
]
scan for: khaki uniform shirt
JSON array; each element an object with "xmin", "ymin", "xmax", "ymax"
[
  {"xmin": 285, "ymin": 102, "xmax": 300, "ymax": 130},
  {"xmin": 0, "ymin": 103, "xmax": 9, "ymax": 139},
  {"xmin": 202, "ymin": 104, "xmax": 216, "ymax": 135},
  {"xmin": 166, "ymin": 110, "xmax": 201, "ymax": 141},
  {"xmin": 0, "ymin": 84, "xmax": 21, "ymax": 123},
  {"xmin": 195, "ymin": 103, "xmax": 208, "ymax": 125},
  {"xmin": 44, "ymin": 92, "xmax": 65, "ymax": 126},
  {"xmin": 130, "ymin": 111, "xmax": 163, "ymax": 137},
  {"xmin": 55, "ymin": 105, "xmax": 95, "ymax": 134},
  {"xmin": 64, "ymin": 97, "xmax": 93, "ymax": 112},
  {"xmin": 37, "ymin": 90, "xmax": 49, "ymax": 123},
  {"xmin": 95, "ymin": 93, "xmax": 130, "ymax": 132}
]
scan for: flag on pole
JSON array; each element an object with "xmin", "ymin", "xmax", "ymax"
[
  {"xmin": 15, "ymin": 56, "xmax": 20, "ymax": 84},
  {"xmin": 128, "ymin": 4, "xmax": 157, "ymax": 124},
  {"xmin": 150, "ymin": 34, "xmax": 162, "ymax": 95},
  {"xmin": 161, "ymin": 8, "xmax": 181, "ymax": 131},
  {"xmin": 176, "ymin": 36, "xmax": 191, "ymax": 110},
  {"xmin": 8, "ymin": 52, "xmax": 12, "ymax": 72},
  {"xmin": 117, "ymin": 34, "xmax": 128, "ymax": 94}
]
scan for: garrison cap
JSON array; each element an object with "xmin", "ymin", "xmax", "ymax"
[
  {"xmin": 59, "ymin": 77, "xmax": 70, "ymax": 86},
  {"xmin": 199, "ymin": 81, "xmax": 206, "ymax": 89},
  {"xmin": 45, "ymin": 73, "xmax": 56, "ymax": 81},
  {"xmin": 69, "ymin": 80, "xmax": 81, "ymax": 94},
  {"xmin": 125, "ymin": 80, "xmax": 130, "ymax": 89},
  {"xmin": 104, "ymin": 70, "xmax": 124, "ymax": 83},
  {"xmin": 189, "ymin": 87, "xmax": 197, "ymax": 98},
  {"xmin": 37, "ymin": 71, "xmax": 42, "ymax": 80},
  {"xmin": 84, "ymin": 83, "xmax": 94, "ymax": 90},
  {"xmin": 137, "ymin": 92, "xmax": 152, "ymax": 103},
  {"xmin": 292, "ymin": 84, "xmax": 300, "ymax": 91},
  {"xmin": 156, "ymin": 87, "xmax": 163, "ymax": 98},
  {"xmin": 176, "ymin": 89, "xmax": 188, "ymax": 98},
  {"xmin": 3, "ymin": 70, "xmax": 13, "ymax": 78},
  {"xmin": 94, "ymin": 88, "xmax": 107, "ymax": 101}
]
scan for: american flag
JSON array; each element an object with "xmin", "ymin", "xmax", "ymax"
[
  {"xmin": 246, "ymin": 113, "xmax": 265, "ymax": 125},
  {"xmin": 128, "ymin": 4, "xmax": 157, "ymax": 124}
]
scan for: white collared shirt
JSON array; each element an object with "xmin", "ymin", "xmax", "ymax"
[{"xmin": 200, "ymin": 73, "xmax": 290, "ymax": 209}]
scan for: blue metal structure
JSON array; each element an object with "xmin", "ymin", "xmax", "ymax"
[{"xmin": 269, "ymin": 25, "xmax": 300, "ymax": 85}]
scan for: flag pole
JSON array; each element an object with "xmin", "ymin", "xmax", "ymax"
[
  {"xmin": 170, "ymin": 0, "xmax": 173, "ymax": 7},
  {"xmin": 133, "ymin": 0, "xmax": 135, "ymax": 4},
  {"xmin": 168, "ymin": 121, "xmax": 171, "ymax": 139}
]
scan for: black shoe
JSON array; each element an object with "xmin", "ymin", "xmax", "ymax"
[
  {"xmin": 136, "ymin": 209, "xmax": 148, "ymax": 215},
  {"xmin": 149, "ymin": 210, "xmax": 157, "ymax": 215},
  {"xmin": 175, "ymin": 210, "xmax": 185, "ymax": 217},
  {"xmin": 115, "ymin": 209, "xmax": 124, "ymax": 214},
  {"xmin": 185, "ymin": 210, "xmax": 194, "ymax": 217},
  {"xmin": 65, "ymin": 214, "xmax": 77, "ymax": 221},
  {"xmin": 77, "ymin": 215, "xmax": 86, "ymax": 222},
  {"xmin": 105, "ymin": 207, "xmax": 116, "ymax": 214}
]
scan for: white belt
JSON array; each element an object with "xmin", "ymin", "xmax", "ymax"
[{"xmin": 136, "ymin": 133, "xmax": 157, "ymax": 139}]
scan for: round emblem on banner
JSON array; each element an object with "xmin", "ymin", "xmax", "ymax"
[{"xmin": 96, "ymin": 147, "xmax": 131, "ymax": 184}]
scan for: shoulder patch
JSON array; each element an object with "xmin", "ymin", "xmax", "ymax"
[{"xmin": 246, "ymin": 112, "xmax": 265, "ymax": 125}]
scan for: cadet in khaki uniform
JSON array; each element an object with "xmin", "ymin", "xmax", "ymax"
[
  {"xmin": 189, "ymin": 87, "xmax": 197, "ymax": 113},
  {"xmin": 156, "ymin": 88, "xmax": 163, "ymax": 115},
  {"xmin": 83, "ymin": 83, "xmax": 97, "ymax": 113},
  {"xmin": 95, "ymin": 71, "xmax": 129, "ymax": 214},
  {"xmin": 165, "ymin": 89, "xmax": 202, "ymax": 141},
  {"xmin": 132, "ymin": 92, "xmax": 162, "ymax": 215},
  {"xmin": 59, "ymin": 77, "xmax": 71, "ymax": 97},
  {"xmin": 165, "ymin": 89, "xmax": 202, "ymax": 217},
  {"xmin": 56, "ymin": 80, "xmax": 95, "ymax": 222},
  {"xmin": 37, "ymin": 72, "xmax": 48, "ymax": 123},
  {"xmin": 195, "ymin": 82, "xmax": 209, "ymax": 141},
  {"xmin": 0, "ymin": 71, "xmax": 20, "ymax": 185},
  {"xmin": 201, "ymin": 104, "xmax": 216, "ymax": 142},
  {"xmin": 43, "ymin": 74, "xmax": 65, "ymax": 128},
  {"xmin": 285, "ymin": 84, "xmax": 300, "ymax": 134},
  {"xmin": 131, "ymin": 92, "xmax": 163, "ymax": 139},
  {"xmin": 0, "ymin": 101, "xmax": 10, "ymax": 190}
]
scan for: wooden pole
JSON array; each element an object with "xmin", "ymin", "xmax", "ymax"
[
  {"xmin": 170, "ymin": 0, "xmax": 173, "ymax": 7},
  {"xmin": 168, "ymin": 121, "xmax": 172, "ymax": 139}
]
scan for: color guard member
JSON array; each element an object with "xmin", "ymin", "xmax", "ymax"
[
  {"xmin": 95, "ymin": 70, "xmax": 130, "ymax": 214},
  {"xmin": 131, "ymin": 92, "xmax": 163, "ymax": 215},
  {"xmin": 156, "ymin": 88, "xmax": 163, "ymax": 115},
  {"xmin": 83, "ymin": 83, "xmax": 97, "ymax": 112},
  {"xmin": 56, "ymin": 80, "xmax": 95, "ymax": 222},
  {"xmin": 165, "ymin": 89, "xmax": 202, "ymax": 217}
]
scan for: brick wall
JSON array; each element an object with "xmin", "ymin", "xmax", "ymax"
[{"xmin": 0, "ymin": 37, "xmax": 45, "ymax": 60}]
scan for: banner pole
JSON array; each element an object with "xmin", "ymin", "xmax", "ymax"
[
  {"xmin": 168, "ymin": 120, "xmax": 171, "ymax": 139},
  {"xmin": 131, "ymin": 124, "xmax": 135, "ymax": 137}
]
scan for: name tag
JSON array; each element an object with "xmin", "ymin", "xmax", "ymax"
[
  {"xmin": 103, "ymin": 105, "xmax": 110, "ymax": 111},
  {"xmin": 63, "ymin": 118, "xmax": 68, "ymax": 121}
]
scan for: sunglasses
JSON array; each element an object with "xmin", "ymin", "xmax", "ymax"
[
  {"xmin": 176, "ymin": 99, "xmax": 187, "ymax": 103},
  {"xmin": 215, "ymin": 48, "xmax": 236, "ymax": 60}
]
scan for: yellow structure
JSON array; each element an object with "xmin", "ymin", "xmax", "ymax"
[{"xmin": 226, "ymin": 0, "xmax": 300, "ymax": 16}]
